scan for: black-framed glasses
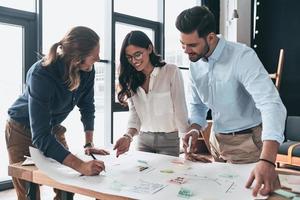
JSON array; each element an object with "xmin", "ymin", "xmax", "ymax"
[{"xmin": 126, "ymin": 51, "xmax": 144, "ymax": 62}]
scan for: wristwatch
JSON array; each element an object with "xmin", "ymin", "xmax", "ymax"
[
  {"xmin": 83, "ymin": 142, "xmax": 94, "ymax": 148},
  {"xmin": 123, "ymin": 133, "xmax": 133, "ymax": 142}
]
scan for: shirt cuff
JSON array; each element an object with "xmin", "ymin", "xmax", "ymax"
[
  {"xmin": 127, "ymin": 122, "xmax": 140, "ymax": 132},
  {"xmin": 261, "ymin": 132, "xmax": 284, "ymax": 144},
  {"xmin": 189, "ymin": 116, "xmax": 207, "ymax": 129}
]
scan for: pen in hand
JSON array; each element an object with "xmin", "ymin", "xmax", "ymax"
[{"xmin": 89, "ymin": 152, "xmax": 106, "ymax": 172}]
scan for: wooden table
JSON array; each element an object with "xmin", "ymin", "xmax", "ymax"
[
  {"xmin": 8, "ymin": 162, "xmax": 132, "ymax": 200},
  {"xmin": 8, "ymin": 162, "xmax": 299, "ymax": 200}
]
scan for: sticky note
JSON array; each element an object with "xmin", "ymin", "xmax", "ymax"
[
  {"xmin": 177, "ymin": 187, "xmax": 193, "ymax": 198},
  {"xmin": 274, "ymin": 189, "xmax": 296, "ymax": 198}
]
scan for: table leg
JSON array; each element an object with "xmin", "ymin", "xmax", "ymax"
[
  {"xmin": 26, "ymin": 181, "xmax": 37, "ymax": 200},
  {"xmin": 61, "ymin": 191, "xmax": 74, "ymax": 200}
]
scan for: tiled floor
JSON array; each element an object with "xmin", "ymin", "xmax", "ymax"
[{"xmin": 0, "ymin": 185, "xmax": 94, "ymax": 200}]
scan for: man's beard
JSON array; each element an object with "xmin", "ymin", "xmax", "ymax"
[{"xmin": 189, "ymin": 39, "xmax": 210, "ymax": 62}]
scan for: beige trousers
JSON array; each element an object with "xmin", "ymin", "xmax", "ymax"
[
  {"xmin": 209, "ymin": 125, "xmax": 263, "ymax": 164},
  {"xmin": 5, "ymin": 119, "xmax": 71, "ymax": 200}
]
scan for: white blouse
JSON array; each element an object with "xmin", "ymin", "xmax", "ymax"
[{"xmin": 127, "ymin": 64, "xmax": 189, "ymax": 134}]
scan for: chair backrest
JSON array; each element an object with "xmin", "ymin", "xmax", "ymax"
[
  {"xmin": 269, "ymin": 49, "xmax": 284, "ymax": 90},
  {"xmin": 285, "ymin": 116, "xmax": 300, "ymax": 141}
]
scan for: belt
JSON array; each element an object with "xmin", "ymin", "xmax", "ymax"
[{"xmin": 219, "ymin": 124, "xmax": 261, "ymax": 136}]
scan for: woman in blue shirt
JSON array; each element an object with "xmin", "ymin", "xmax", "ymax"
[{"xmin": 5, "ymin": 26, "xmax": 108, "ymax": 200}]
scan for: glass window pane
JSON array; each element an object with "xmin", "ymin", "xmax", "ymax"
[
  {"xmin": 115, "ymin": 22, "xmax": 154, "ymax": 103},
  {"xmin": 0, "ymin": 23, "xmax": 23, "ymax": 181},
  {"xmin": 113, "ymin": 112, "xmax": 137, "ymax": 149},
  {"xmin": 113, "ymin": 112, "xmax": 129, "ymax": 143},
  {"xmin": 42, "ymin": 0, "xmax": 107, "ymax": 58},
  {"xmin": 0, "ymin": 0, "xmax": 35, "ymax": 12},
  {"xmin": 114, "ymin": 0, "xmax": 159, "ymax": 21},
  {"xmin": 43, "ymin": 0, "xmax": 108, "ymax": 151},
  {"xmin": 63, "ymin": 62, "xmax": 105, "ymax": 152},
  {"xmin": 164, "ymin": 0, "xmax": 199, "ymax": 68}
]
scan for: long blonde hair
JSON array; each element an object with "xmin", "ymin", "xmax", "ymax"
[{"xmin": 42, "ymin": 26, "xmax": 99, "ymax": 91}]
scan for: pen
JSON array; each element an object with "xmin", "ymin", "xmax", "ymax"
[
  {"xmin": 90, "ymin": 152, "xmax": 97, "ymax": 160},
  {"xmin": 90, "ymin": 153, "xmax": 106, "ymax": 172}
]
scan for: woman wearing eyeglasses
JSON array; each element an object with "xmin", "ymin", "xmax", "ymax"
[{"xmin": 113, "ymin": 30, "xmax": 189, "ymax": 157}]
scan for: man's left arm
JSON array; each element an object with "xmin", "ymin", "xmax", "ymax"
[
  {"xmin": 246, "ymin": 140, "xmax": 279, "ymax": 196},
  {"xmin": 236, "ymin": 47, "xmax": 287, "ymax": 196}
]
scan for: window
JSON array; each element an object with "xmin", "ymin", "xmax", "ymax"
[
  {"xmin": 0, "ymin": 23, "xmax": 23, "ymax": 182},
  {"xmin": 114, "ymin": 0, "xmax": 160, "ymax": 21},
  {"xmin": 113, "ymin": 22, "xmax": 155, "ymax": 142},
  {"xmin": 42, "ymin": 0, "xmax": 109, "ymax": 150},
  {"xmin": 164, "ymin": 0, "xmax": 199, "ymax": 107},
  {"xmin": 164, "ymin": 0, "xmax": 199, "ymax": 69},
  {"xmin": 0, "ymin": 0, "xmax": 35, "ymax": 12},
  {"xmin": 114, "ymin": 22, "xmax": 155, "ymax": 103},
  {"xmin": 0, "ymin": 5, "xmax": 37, "ymax": 189},
  {"xmin": 111, "ymin": 0, "xmax": 163, "ymax": 144}
]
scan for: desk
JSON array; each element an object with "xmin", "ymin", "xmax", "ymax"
[
  {"xmin": 8, "ymin": 153, "xmax": 299, "ymax": 200},
  {"xmin": 8, "ymin": 162, "xmax": 131, "ymax": 200}
]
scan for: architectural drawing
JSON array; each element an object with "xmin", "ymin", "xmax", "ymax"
[{"xmin": 30, "ymin": 147, "xmax": 265, "ymax": 200}]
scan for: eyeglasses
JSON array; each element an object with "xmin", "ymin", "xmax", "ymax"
[{"xmin": 126, "ymin": 51, "xmax": 144, "ymax": 62}]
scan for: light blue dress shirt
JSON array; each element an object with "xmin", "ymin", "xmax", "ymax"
[{"xmin": 188, "ymin": 36, "xmax": 286, "ymax": 143}]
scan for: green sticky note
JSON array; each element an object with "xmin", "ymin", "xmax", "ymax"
[
  {"xmin": 178, "ymin": 187, "xmax": 193, "ymax": 199},
  {"xmin": 292, "ymin": 197, "xmax": 300, "ymax": 200},
  {"xmin": 274, "ymin": 189, "xmax": 296, "ymax": 198}
]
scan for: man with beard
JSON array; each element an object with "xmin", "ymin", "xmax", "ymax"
[{"xmin": 176, "ymin": 6, "xmax": 286, "ymax": 197}]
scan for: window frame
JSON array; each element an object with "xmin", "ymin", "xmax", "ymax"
[
  {"xmin": 110, "ymin": 0, "xmax": 164, "ymax": 144},
  {"xmin": 0, "ymin": 5, "xmax": 37, "ymax": 190}
]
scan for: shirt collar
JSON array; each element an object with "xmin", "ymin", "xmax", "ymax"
[
  {"xmin": 207, "ymin": 35, "xmax": 226, "ymax": 62},
  {"xmin": 151, "ymin": 66, "xmax": 160, "ymax": 77}
]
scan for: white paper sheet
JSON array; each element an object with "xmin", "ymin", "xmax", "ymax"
[
  {"xmin": 21, "ymin": 156, "xmax": 35, "ymax": 166},
  {"xmin": 29, "ymin": 147, "xmax": 267, "ymax": 200},
  {"xmin": 279, "ymin": 174, "xmax": 300, "ymax": 193}
]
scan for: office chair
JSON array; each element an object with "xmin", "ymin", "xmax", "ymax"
[
  {"xmin": 276, "ymin": 116, "xmax": 300, "ymax": 167},
  {"xmin": 269, "ymin": 49, "xmax": 284, "ymax": 90}
]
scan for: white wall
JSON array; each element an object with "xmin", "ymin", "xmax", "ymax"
[
  {"xmin": 237, "ymin": 0, "xmax": 251, "ymax": 46},
  {"xmin": 220, "ymin": 0, "xmax": 251, "ymax": 46}
]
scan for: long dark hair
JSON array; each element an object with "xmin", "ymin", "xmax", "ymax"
[
  {"xmin": 118, "ymin": 30, "xmax": 166, "ymax": 105},
  {"xmin": 42, "ymin": 26, "xmax": 99, "ymax": 91}
]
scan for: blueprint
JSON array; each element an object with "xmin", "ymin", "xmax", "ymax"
[{"xmin": 29, "ymin": 147, "xmax": 267, "ymax": 200}]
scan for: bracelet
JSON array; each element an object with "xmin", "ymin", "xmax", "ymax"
[
  {"xmin": 83, "ymin": 142, "xmax": 94, "ymax": 148},
  {"xmin": 123, "ymin": 133, "xmax": 133, "ymax": 142},
  {"xmin": 259, "ymin": 158, "xmax": 276, "ymax": 167},
  {"xmin": 187, "ymin": 128, "xmax": 200, "ymax": 136}
]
